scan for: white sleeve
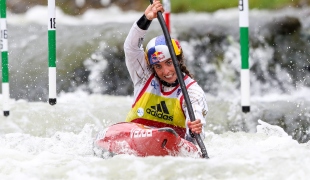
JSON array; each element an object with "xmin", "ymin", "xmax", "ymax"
[
  {"xmin": 183, "ymin": 83, "xmax": 208, "ymax": 141},
  {"xmin": 124, "ymin": 22, "xmax": 153, "ymax": 98}
]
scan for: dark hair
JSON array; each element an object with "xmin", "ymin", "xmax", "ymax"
[{"xmin": 177, "ymin": 51, "xmax": 193, "ymax": 78}]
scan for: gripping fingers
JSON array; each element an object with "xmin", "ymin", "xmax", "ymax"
[
  {"xmin": 152, "ymin": 0, "xmax": 164, "ymax": 13},
  {"xmin": 188, "ymin": 120, "xmax": 202, "ymax": 134},
  {"xmin": 193, "ymin": 125, "xmax": 202, "ymax": 134}
]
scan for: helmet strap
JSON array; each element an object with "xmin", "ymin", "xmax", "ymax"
[
  {"xmin": 160, "ymin": 78, "xmax": 179, "ymax": 87},
  {"xmin": 154, "ymin": 73, "xmax": 179, "ymax": 87}
]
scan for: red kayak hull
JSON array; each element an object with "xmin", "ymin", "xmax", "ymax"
[{"xmin": 94, "ymin": 122, "xmax": 201, "ymax": 158}]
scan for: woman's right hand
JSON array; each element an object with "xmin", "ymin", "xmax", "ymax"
[{"xmin": 145, "ymin": 0, "xmax": 164, "ymax": 20}]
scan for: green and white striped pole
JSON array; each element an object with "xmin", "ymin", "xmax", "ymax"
[
  {"xmin": 48, "ymin": 0, "xmax": 56, "ymax": 105},
  {"xmin": 239, "ymin": 0, "xmax": 250, "ymax": 113},
  {"xmin": 1, "ymin": 0, "xmax": 10, "ymax": 116}
]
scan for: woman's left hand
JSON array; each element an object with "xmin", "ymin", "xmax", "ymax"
[{"xmin": 187, "ymin": 119, "xmax": 203, "ymax": 134}]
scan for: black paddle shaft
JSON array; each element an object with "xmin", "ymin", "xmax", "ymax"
[{"xmin": 149, "ymin": 0, "xmax": 209, "ymax": 159}]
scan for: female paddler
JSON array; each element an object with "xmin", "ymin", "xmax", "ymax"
[{"xmin": 124, "ymin": 0, "xmax": 208, "ymax": 143}]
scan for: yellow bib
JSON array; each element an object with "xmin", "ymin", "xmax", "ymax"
[
  {"xmin": 126, "ymin": 92, "xmax": 185, "ymax": 128},
  {"xmin": 126, "ymin": 74, "xmax": 196, "ymax": 131}
]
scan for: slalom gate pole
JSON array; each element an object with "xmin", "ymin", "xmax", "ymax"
[
  {"xmin": 239, "ymin": 0, "xmax": 250, "ymax": 113},
  {"xmin": 150, "ymin": 0, "xmax": 209, "ymax": 159},
  {"xmin": 0, "ymin": 0, "xmax": 10, "ymax": 116},
  {"xmin": 48, "ymin": 0, "xmax": 57, "ymax": 105},
  {"xmin": 163, "ymin": 0, "xmax": 171, "ymax": 33}
]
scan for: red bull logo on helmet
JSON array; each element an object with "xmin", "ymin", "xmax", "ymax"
[
  {"xmin": 150, "ymin": 51, "xmax": 166, "ymax": 64},
  {"xmin": 145, "ymin": 35, "xmax": 182, "ymax": 66}
]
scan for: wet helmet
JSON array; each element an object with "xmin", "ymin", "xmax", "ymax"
[{"xmin": 145, "ymin": 35, "xmax": 182, "ymax": 66}]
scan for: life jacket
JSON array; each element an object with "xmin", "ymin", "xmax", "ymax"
[{"xmin": 125, "ymin": 74, "xmax": 196, "ymax": 138}]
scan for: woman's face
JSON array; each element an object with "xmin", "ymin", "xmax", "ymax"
[{"xmin": 153, "ymin": 58, "xmax": 177, "ymax": 83}]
